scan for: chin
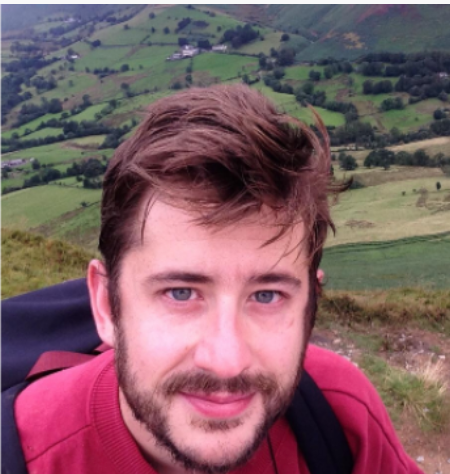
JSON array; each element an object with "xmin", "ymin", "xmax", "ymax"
[{"xmin": 159, "ymin": 402, "xmax": 277, "ymax": 473}]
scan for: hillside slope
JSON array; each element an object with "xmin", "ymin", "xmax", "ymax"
[{"xmin": 213, "ymin": 5, "xmax": 450, "ymax": 59}]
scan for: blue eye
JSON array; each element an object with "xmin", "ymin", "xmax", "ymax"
[
  {"xmin": 254, "ymin": 291, "xmax": 279, "ymax": 304},
  {"xmin": 169, "ymin": 288, "xmax": 193, "ymax": 301}
]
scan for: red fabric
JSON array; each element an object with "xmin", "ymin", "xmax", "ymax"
[{"xmin": 15, "ymin": 345, "xmax": 423, "ymax": 474}]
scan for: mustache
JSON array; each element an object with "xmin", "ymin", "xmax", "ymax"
[{"xmin": 161, "ymin": 371, "xmax": 279, "ymax": 398}]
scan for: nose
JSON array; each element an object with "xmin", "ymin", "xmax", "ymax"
[{"xmin": 193, "ymin": 299, "xmax": 252, "ymax": 379}]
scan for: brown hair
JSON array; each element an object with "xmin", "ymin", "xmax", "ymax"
[{"xmin": 99, "ymin": 84, "xmax": 344, "ymax": 324}]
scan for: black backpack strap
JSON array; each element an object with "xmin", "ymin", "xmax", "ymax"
[
  {"xmin": 1, "ymin": 278, "xmax": 100, "ymax": 392},
  {"xmin": 286, "ymin": 369, "xmax": 354, "ymax": 474},
  {"xmin": 2, "ymin": 382, "xmax": 29, "ymax": 474}
]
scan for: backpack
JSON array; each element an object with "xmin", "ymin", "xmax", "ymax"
[{"xmin": 1, "ymin": 279, "xmax": 353, "ymax": 474}]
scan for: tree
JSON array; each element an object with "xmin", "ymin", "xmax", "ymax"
[
  {"xmin": 197, "ymin": 39, "xmax": 211, "ymax": 50},
  {"xmin": 178, "ymin": 37, "xmax": 188, "ymax": 47},
  {"xmin": 302, "ymin": 81, "xmax": 314, "ymax": 95},
  {"xmin": 438, "ymin": 91, "xmax": 448, "ymax": 102},
  {"xmin": 433, "ymin": 109, "xmax": 445, "ymax": 120},
  {"xmin": 120, "ymin": 83, "xmax": 130, "ymax": 91},
  {"xmin": 273, "ymin": 68, "xmax": 285, "ymax": 80},
  {"xmin": 339, "ymin": 154, "xmax": 358, "ymax": 171},
  {"xmin": 280, "ymin": 33, "xmax": 290, "ymax": 42},
  {"xmin": 277, "ymin": 48, "xmax": 295, "ymax": 67},
  {"xmin": 120, "ymin": 64, "xmax": 130, "ymax": 73},
  {"xmin": 32, "ymin": 159, "xmax": 41, "ymax": 170},
  {"xmin": 149, "ymin": 12, "xmax": 155, "ymax": 19},
  {"xmin": 163, "ymin": 26, "xmax": 170, "ymax": 35},
  {"xmin": 436, "ymin": 181, "xmax": 441, "ymax": 191},
  {"xmin": 48, "ymin": 98, "xmax": 63, "ymax": 114},
  {"xmin": 309, "ymin": 70, "xmax": 321, "ymax": 81},
  {"xmin": 363, "ymin": 80, "xmax": 373, "ymax": 94},
  {"xmin": 324, "ymin": 66, "xmax": 333, "ymax": 80},
  {"xmin": 123, "ymin": 24, "xmax": 130, "ymax": 30}
]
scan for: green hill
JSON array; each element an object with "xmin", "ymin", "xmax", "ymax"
[{"xmin": 211, "ymin": 5, "xmax": 450, "ymax": 59}]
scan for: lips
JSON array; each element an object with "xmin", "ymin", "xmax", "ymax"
[{"xmin": 180, "ymin": 392, "xmax": 254, "ymax": 418}]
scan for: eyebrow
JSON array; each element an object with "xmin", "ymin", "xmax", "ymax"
[
  {"xmin": 248, "ymin": 273, "xmax": 302, "ymax": 289},
  {"xmin": 145, "ymin": 271, "xmax": 301, "ymax": 288},
  {"xmin": 145, "ymin": 272, "xmax": 213, "ymax": 285}
]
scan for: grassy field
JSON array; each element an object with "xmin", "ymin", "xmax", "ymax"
[
  {"xmin": 329, "ymin": 176, "xmax": 450, "ymax": 246},
  {"xmin": 21, "ymin": 127, "xmax": 64, "ymax": 140},
  {"xmin": 238, "ymin": 31, "xmax": 284, "ymax": 55},
  {"xmin": 2, "ymin": 176, "xmax": 25, "ymax": 191},
  {"xmin": 322, "ymin": 232, "xmax": 450, "ymax": 290},
  {"xmin": 253, "ymin": 83, "xmax": 346, "ymax": 127},
  {"xmin": 390, "ymin": 136, "xmax": 450, "ymax": 156},
  {"xmin": 284, "ymin": 65, "xmax": 325, "ymax": 81},
  {"xmin": 74, "ymin": 47, "xmax": 133, "ymax": 71},
  {"xmin": 2, "ymin": 112, "xmax": 65, "ymax": 137},
  {"xmin": 2, "ymin": 142, "xmax": 105, "ymax": 168},
  {"xmin": 193, "ymin": 53, "xmax": 259, "ymax": 82},
  {"xmin": 1, "ymin": 185, "xmax": 102, "ymax": 229}
]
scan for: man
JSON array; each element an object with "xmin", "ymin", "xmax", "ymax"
[{"xmin": 14, "ymin": 85, "xmax": 423, "ymax": 473}]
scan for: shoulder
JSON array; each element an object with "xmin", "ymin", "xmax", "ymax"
[
  {"xmin": 304, "ymin": 343, "xmax": 389, "ymax": 425},
  {"xmin": 15, "ymin": 350, "xmax": 115, "ymax": 464},
  {"xmin": 303, "ymin": 344, "xmax": 422, "ymax": 473},
  {"xmin": 304, "ymin": 344, "xmax": 372, "ymax": 396}
]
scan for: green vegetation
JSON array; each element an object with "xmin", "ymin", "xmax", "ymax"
[
  {"xmin": 322, "ymin": 233, "xmax": 450, "ymax": 291},
  {"xmin": 329, "ymin": 176, "xmax": 450, "ymax": 245},
  {"xmin": 1, "ymin": 229, "xmax": 94, "ymax": 299},
  {"xmin": 193, "ymin": 53, "xmax": 258, "ymax": 82},
  {"xmin": 360, "ymin": 354, "xmax": 450, "ymax": 432},
  {"xmin": 1, "ymin": 185, "xmax": 101, "ymax": 229}
]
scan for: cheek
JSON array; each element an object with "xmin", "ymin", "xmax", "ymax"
[{"xmin": 256, "ymin": 319, "xmax": 305, "ymax": 381}]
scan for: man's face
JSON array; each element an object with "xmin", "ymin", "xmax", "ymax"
[{"xmin": 111, "ymin": 200, "xmax": 311, "ymax": 473}]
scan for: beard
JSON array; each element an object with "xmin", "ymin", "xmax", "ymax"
[{"xmin": 115, "ymin": 323, "xmax": 306, "ymax": 474}]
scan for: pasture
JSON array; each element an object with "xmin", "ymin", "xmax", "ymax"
[
  {"xmin": 193, "ymin": 53, "xmax": 259, "ymax": 82},
  {"xmin": 2, "ymin": 143, "xmax": 99, "ymax": 167},
  {"xmin": 284, "ymin": 65, "xmax": 325, "ymax": 81},
  {"xmin": 253, "ymin": 83, "xmax": 346, "ymax": 127},
  {"xmin": 2, "ymin": 112, "xmax": 65, "ymax": 138},
  {"xmin": 74, "ymin": 47, "xmax": 132, "ymax": 72},
  {"xmin": 329, "ymin": 176, "xmax": 450, "ymax": 246},
  {"xmin": 1, "ymin": 185, "xmax": 102, "ymax": 230},
  {"xmin": 21, "ymin": 127, "xmax": 64, "ymax": 140},
  {"xmin": 238, "ymin": 31, "xmax": 285, "ymax": 55},
  {"xmin": 322, "ymin": 232, "xmax": 450, "ymax": 290}
]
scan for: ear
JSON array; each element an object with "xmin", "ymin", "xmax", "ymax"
[
  {"xmin": 316, "ymin": 268, "xmax": 325, "ymax": 285},
  {"xmin": 87, "ymin": 259, "xmax": 116, "ymax": 348}
]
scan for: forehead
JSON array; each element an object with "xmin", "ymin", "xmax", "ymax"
[{"xmin": 126, "ymin": 200, "xmax": 308, "ymax": 270}]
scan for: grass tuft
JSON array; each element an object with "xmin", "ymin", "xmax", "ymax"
[{"xmin": 360, "ymin": 355, "xmax": 450, "ymax": 433}]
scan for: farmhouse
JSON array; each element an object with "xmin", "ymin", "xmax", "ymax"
[
  {"xmin": 1, "ymin": 158, "xmax": 29, "ymax": 169},
  {"xmin": 167, "ymin": 44, "xmax": 227, "ymax": 61},
  {"xmin": 167, "ymin": 45, "xmax": 199, "ymax": 61},
  {"xmin": 212, "ymin": 44, "xmax": 227, "ymax": 52},
  {"xmin": 181, "ymin": 45, "xmax": 199, "ymax": 58}
]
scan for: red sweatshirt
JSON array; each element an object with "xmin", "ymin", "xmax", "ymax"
[{"xmin": 15, "ymin": 345, "xmax": 424, "ymax": 474}]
